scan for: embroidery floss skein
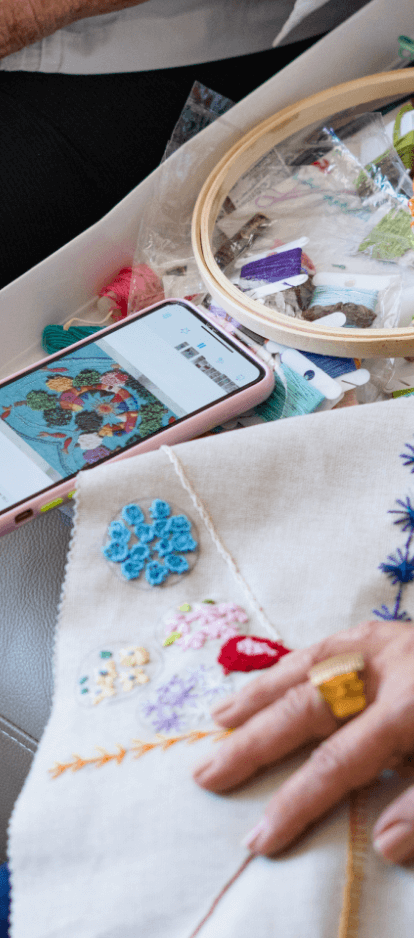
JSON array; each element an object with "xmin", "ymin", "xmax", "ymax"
[
  {"xmin": 41, "ymin": 264, "xmax": 165, "ymax": 355},
  {"xmin": 304, "ymin": 284, "xmax": 378, "ymax": 328},
  {"xmin": 42, "ymin": 325, "xmax": 101, "ymax": 355}
]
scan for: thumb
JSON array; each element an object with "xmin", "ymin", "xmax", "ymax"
[{"xmin": 373, "ymin": 783, "xmax": 414, "ymax": 864}]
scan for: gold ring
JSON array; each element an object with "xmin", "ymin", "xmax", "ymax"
[{"xmin": 309, "ymin": 653, "xmax": 366, "ymax": 721}]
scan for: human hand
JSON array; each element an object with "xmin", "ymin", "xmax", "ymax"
[
  {"xmin": 0, "ymin": 0, "xmax": 150, "ymax": 59},
  {"xmin": 193, "ymin": 620, "xmax": 414, "ymax": 864}
]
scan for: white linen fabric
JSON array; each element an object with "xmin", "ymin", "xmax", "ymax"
[
  {"xmin": 0, "ymin": 0, "xmax": 368, "ymax": 74},
  {"xmin": 9, "ymin": 395, "xmax": 414, "ymax": 937}
]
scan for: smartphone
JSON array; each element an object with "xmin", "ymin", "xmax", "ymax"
[{"xmin": 0, "ymin": 299, "xmax": 273, "ymax": 535}]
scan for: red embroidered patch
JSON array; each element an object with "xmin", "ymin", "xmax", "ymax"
[{"xmin": 218, "ymin": 635, "xmax": 291, "ymax": 674}]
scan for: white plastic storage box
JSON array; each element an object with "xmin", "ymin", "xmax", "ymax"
[{"xmin": 0, "ymin": 0, "xmax": 413, "ymax": 384}]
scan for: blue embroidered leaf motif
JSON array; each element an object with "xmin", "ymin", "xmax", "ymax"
[{"xmin": 102, "ymin": 501, "xmax": 197, "ymax": 585}]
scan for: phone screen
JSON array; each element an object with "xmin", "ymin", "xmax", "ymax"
[{"xmin": 0, "ymin": 301, "xmax": 263, "ymax": 514}]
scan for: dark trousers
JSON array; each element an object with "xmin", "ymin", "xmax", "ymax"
[{"xmin": 0, "ymin": 35, "xmax": 322, "ymax": 289}]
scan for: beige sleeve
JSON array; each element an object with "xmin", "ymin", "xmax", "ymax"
[{"xmin": 0, "ymin": 0, "xmax": 150, "ymax": 59}]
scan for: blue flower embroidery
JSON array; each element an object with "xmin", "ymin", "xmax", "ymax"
[
  {"xmin": 149, "ymin": 499, "xmax": 171, "ymax": 520},
  {"xmin": 107, "ymin": 520, "xmax": 130, "ymax": 541},
  {"xmin": 400, "ymin": 444, "xmax": 414, "ymax": 472},
  {"xmin": 165, "ymin": 555, "xmax": 189, "ymax": 574},
  {"xmin": 389, "ymin": 497, "xmax": 414, "ymax": 532},
  {"xmin": 102, "ymin": 500, "xmax": 197, "ymax": 585},
  {"xmin": 379, "ymin": 550, "xmax": 414, "ymax": 585},
  {"xmin": 170, "ymin": 532, "xmax": 197, "ymax": 553},
  {"xmin": 145, "ymin": 561, "xmax": 169, "ymax": 586},
  {"xmin": 102, "ymin": 540, "xmax": 130, "ymax": 563},
  {"xmin": 168, "ymin": 515, "xmax": 192, "ymax": 533},
  {"xmin": 374, "ymin": 448, "xmax": 414, "ymax": 621},
  {"xmin": 121, "ymin": 504, "xmax": 144, "ymax": 526},
  {"xmin": 135, "ymin": 522, "xmax": 156, "ymax": 543}
]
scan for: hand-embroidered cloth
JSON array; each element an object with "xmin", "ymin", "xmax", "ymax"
[{"xmin": 9, "ymin": 396, "xmax": 414, "ymax": 938}]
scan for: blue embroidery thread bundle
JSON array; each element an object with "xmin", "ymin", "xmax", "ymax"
[
  {"xmin": 309, "ymin": 284, "xmax": 378, "ymax": 313},
  {"xmin": 303, "ymin": 352, "xmax": 357, "ymax": 379},
  {"xmin": 102, "ymin": 499, "xmax": 197, "ymax": 586}
]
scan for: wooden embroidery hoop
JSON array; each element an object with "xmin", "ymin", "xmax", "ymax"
[{"xmin": 192, "ymin": 70, "xmax": 414, "ymax": 357}]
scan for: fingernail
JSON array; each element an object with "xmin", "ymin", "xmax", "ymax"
[
  {"xmin": 193, "ymin": 759, "xmax": 213, "ymax": 781},
  {"xmin": 241, "ymin": 817, "xmax": 270, "ymax": 853},
  {"xmin": 211, "ymin": 701, "xmax": 229, "ymax": 717},
  {"xmin": 373, "ymin": 822, "xmax": 414, "ymax": 863}
]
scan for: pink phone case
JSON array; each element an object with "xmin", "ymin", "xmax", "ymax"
[{"xmin": 0, "ymin": 299, "xmax": 274, "ymax": 536}]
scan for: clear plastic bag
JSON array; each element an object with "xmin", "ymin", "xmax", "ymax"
[
  {"xmin": 213, "ymin": 126, "xmax": 412, "ymax": 330},
  {"xmin": 161, "ymin": 81, "xmax": 234, "ymax": 162},
  {"xmin": 129, "ymin": 83, "xmax": 241, "ymax": 313}
]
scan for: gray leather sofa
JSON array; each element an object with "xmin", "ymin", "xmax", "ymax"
[{"xmin": 0, "ymin": 509, "xmax": 72, "ymax": 862}]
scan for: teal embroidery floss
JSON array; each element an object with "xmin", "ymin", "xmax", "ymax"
[
  {"xmin": 255, "ymin": 363, "xmax": 324, "ymax": 421},
  {"xmin": 41, "ymin": 324, "xmax": 101, "ymax": 355}
]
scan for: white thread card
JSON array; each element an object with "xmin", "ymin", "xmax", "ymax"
[{"xmin": 9, "ymin": 397, "xmax": 414, "ymax": 937}]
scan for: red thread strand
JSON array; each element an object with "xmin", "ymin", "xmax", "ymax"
[{"xmin": 99, "ymin": 264, "xmax": 164, "ymax": 320}]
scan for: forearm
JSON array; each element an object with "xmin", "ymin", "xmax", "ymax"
[{"xmin": 0, "ymin": 0, "xmax": 150, "ymax": 59}]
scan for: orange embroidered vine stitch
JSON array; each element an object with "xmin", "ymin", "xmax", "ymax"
[{"xmin": 49, "ymin": 728, "xmax": 232, "ymax": 779}]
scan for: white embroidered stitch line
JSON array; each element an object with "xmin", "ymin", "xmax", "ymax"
[{"xmin": 161, "ymin": 445, "xmax": 281, "ymax": 640}]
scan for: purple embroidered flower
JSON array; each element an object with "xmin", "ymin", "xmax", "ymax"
[
  {"xmin": 149, "ymin": 499, "xmax": 171, "ymax": 520},
  {"xmin": 102, "ymin": 540, "xmax": 130, "ymax": 563},
  {"xmin": 145, "ymin": 561, "xmax": 169, "ymax": 586},
  {"xmin": 121, "ymin": 504, "xmax": 145, "ymax": 526},
  {"xmin": 141, "ymin": 665, "xmax": 225, "ymax": 733},
  {"xmin": 170, "ymin": 532, "xmax": 197, "ymax": 553}
]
